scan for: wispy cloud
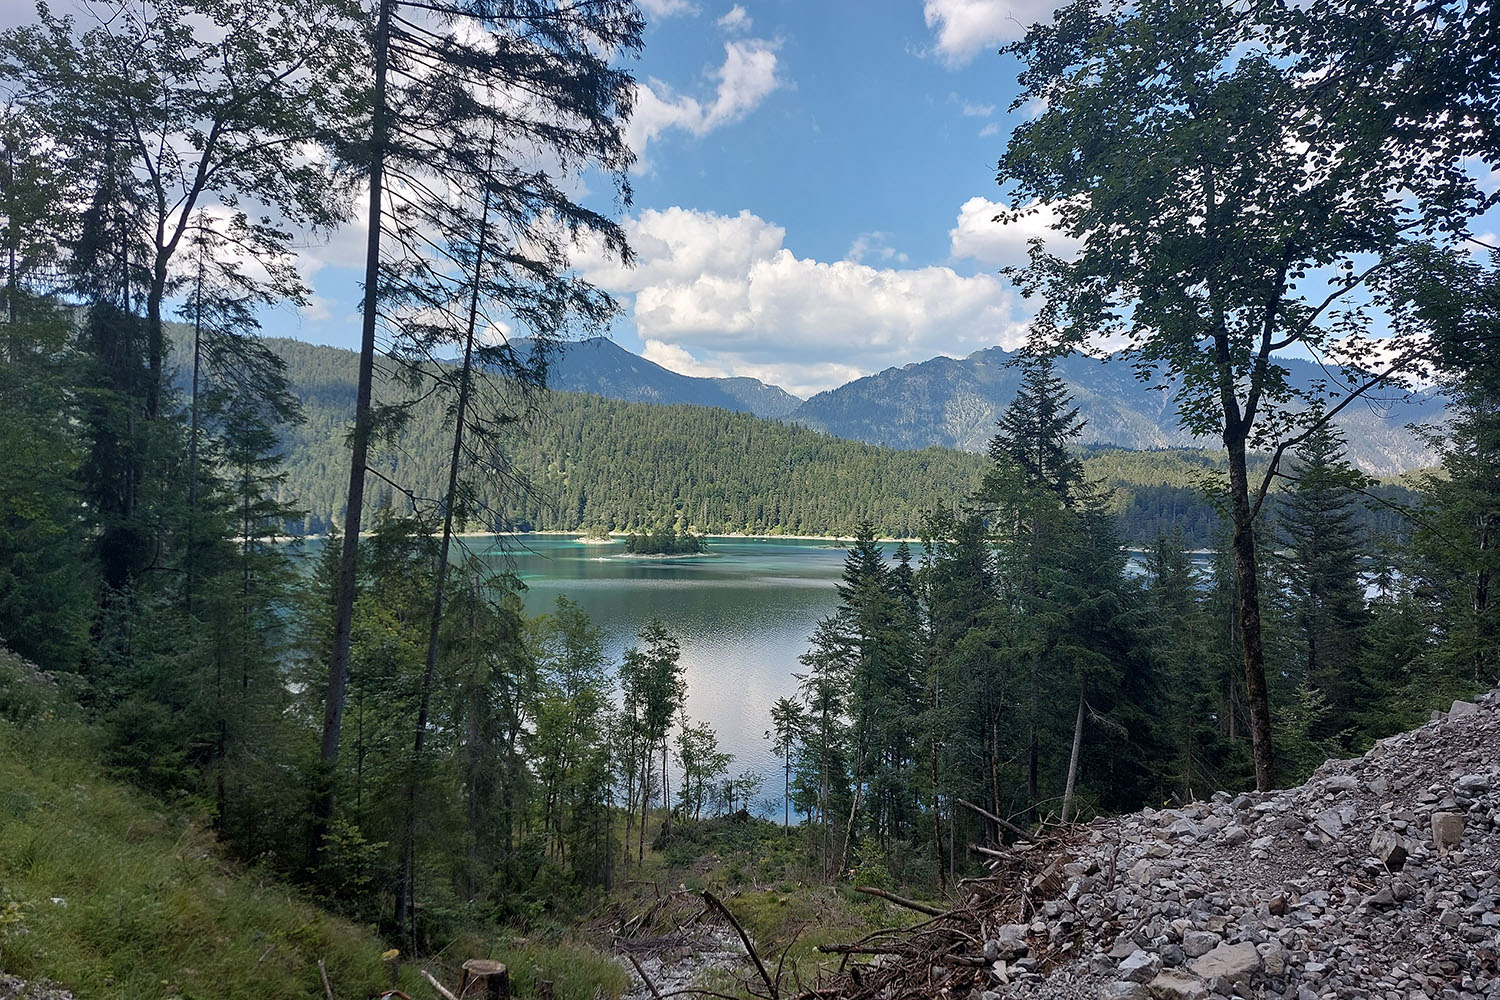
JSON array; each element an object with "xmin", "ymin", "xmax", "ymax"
[{"xmin": 626, "ymin": 39, "xmax": 784, "ymax": 167}]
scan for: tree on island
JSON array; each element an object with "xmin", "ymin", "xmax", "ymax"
[
  {"xmin": 624, "ymin": 528, "xmax": 707, "ymax": 555},
  {"xmin": 997, "ymin": 0, "xmax": 1500, "ymax": 790}
]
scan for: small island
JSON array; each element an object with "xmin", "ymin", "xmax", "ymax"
[{"xmin": 623, "ymin": 528, "xmax": 708, "ymax": 555}]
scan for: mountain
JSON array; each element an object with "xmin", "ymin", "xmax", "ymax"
[
  {"xmin": 790, "ymin": 346, "xmax": 1447, "ymax": 475},
  {"xmin": 262, "ymin": 338, "xmax": 991, "ymax": 539},
  {"xmin": 527, "ymin": 336, "xmax": 803, "ymax": 419}
]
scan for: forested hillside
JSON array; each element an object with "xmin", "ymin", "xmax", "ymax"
[
  {"xmin": 268, "ymin": 337, "xmax": 994, "ymax": 538},
  {"xmin": 268, "ymin": 337, "xmax": 1418, "ymax": 547}
]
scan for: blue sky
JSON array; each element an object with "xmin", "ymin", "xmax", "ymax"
[
  {"xmin": 9, "ymin": 0, "xmax": 1491, "ymax": 397},
  {"xmin": 286, "ymin": 0, "xmax": 1070, "ymax": 396}
]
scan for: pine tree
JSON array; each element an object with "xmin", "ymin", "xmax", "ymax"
[
  {"xmin": 1275, "ymin": 423, "xmax": 1370, "ymax": 742},
  {"xmin": 989, "ymin": 354, "xmax": 1084, "ymax": 505},
  {"xmin": 1402, "ymin": 248, "xmax": 1500, "ymax": 691},
  {"xmin": 316, "ymin": 0, "xmax": 644, "ymax": 850}
]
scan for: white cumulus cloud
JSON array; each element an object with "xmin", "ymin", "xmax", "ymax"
[
  {"xmin": 626, "ymin": 39, "xmax": 783, "ymax": 166},
  {"xmin": 579, "ymin": 207, "xmax": 1031, "ymax": 395},
  {"xmin": 924, "ymin": 0, "xmax": 1064, "ymax": 66},
  {"xmin": 949, "ymin": 196, "xmax": 1081, "ymax": 270}
]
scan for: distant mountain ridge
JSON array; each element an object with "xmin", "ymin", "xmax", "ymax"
[
  {"xmin": 525, "ymin": 336, "xmax": 802, "ymax": 418},
  {"xmin": 531, "ymin": 337, "xmax": 1444, "ymax": 475},
  {"xmin": 791, "ymin": 346, "xmax": 1446, "ymax": 475}
]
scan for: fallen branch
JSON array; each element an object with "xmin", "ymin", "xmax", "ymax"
[
  {"xmin": 853, "ymin": 887, "xmax": 946, "ymax": 917},
  {"xmin": 702, "ymin": 890, "xmax": 778, "ymax": 999},
  {"xmin": 956, "ymin": 797, "xmax": 1035, "ymax": 843},
  {"xmin": 627, "ymin": 953, "xmax": 664, "ymax": 1000},
  {"xmin": 318, "ymin": 958, "xmax": 335, "ymax": 1000},
  {"xmin": 814, "ymin": 944, "xmax": 911, "ymax": 956},
  {"xmin": 419, "ymin": 969, "xmax": 460, "ymax": 1000}
]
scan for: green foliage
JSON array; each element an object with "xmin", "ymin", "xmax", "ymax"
[
  {"xmin": 997, "ymin": 0, "xmax": 1500, "ymax": 790},
  {"xmin": 1274, "ymin": 424, "xmax": 1372, "ymax": 743},
  {"xmin": 1272, "ymin": 681, "xmax": 1348, "ymax": 786},
  {"xmin": 625, "ymin": 529, "xmax": 707, "ymax": 555},
  {"xmin": 0, "ymin": 649, "xmax": 421, "ymax": 1000},
  {"xmin": 494, "ymin": 940, "xmax": 631, "ymax": 1000}
]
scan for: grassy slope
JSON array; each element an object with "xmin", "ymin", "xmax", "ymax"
[
  {"xmin": 0, "ymin": 649, "xmax": 419, "ymax": 1000},
  {"xmin": 0, "ymin": 646, "xmax": 930, "ymax": 1000}
]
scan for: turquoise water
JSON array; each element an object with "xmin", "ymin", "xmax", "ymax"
[
  {"xmin": 315, "ymin": 532, "xmax": 1203, "ymax": 818},
  {"xmin": 471, "ymin": 534, "xmax": 851, "ymax": 816}
]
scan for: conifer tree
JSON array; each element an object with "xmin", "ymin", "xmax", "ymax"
[
  {"xmin": 765, "ymin": 696, "xmax": 806, "ymax": 832},
  {"xmin": 1276, "ymin": 423, "xmax": 1370, "ymax": 740},
  {"xmin": 317, "ymin": 0, "xmax": 644, "ymax": 848}
]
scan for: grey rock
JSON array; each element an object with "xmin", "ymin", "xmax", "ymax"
[
  {"xmin": 1457, "ymin": 774, "xmax": 1489, "ymax": 796},
  {"xmin": 1121, "ymin": 950, "xmax": 1162, "ymax": 983},
  {"xmin": 1148, "ymin": 969, "xmax": 1209, "ymax": 1000},
  {"xmin": 1182, "ymin": 931, "xmax": 1222, "ymax": 959},
  {"xmin": 993, "ymin": 924, "xmax": 1029, "ymax": 960},
  {"xmin": 1189, "ymin": 942, "xmax": 1261, "ymax": 983},
  {"xmin": 1371, "ymin": 828, "xmax": 1410, "ymax": 870},
  {"xmin": 1313, "ymin": 809, "xmax": 1345, "ymax": 840},
  {"xmin": 1433, "ymin": 812, "xmax": 1465, "ymax": 851},
  {"xmin": 1450, "ymin": 700, "xmax": 1479, "ymax": 717}
]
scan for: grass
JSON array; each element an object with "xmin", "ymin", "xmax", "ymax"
[
  {"xmin": 0, "ymin": 648, "xmax": 918, "ymax": 1000},
  {"xmin": 0, "ymin": 649, "xmax": 419, "ymax": 1000}
]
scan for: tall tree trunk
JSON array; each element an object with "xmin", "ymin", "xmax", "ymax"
[
  {"xmin": 186, "ymin": 258, "xmax": 203, "ymax": 613},
  {"xmin": 1476, "ymin": 517, "xmax": 1491, "ymax": 683},
  {"xmin": 837, "ymin": 750, "xmax": 865, "ymax": 879},
  {"xmin": 314, "ymin": 0, "xmax": 392, "ymax": 864},
  {"xmin": 1226, "ymin": 435, "xmax": 1275, "ymax": 790},
  {"xmin": 930, "ymin": 740, "xmax": 944, "ymax": 892},
  {"xmin": 1060, "ymin": 689, "xmax": 1085, "ymax": 823},
  {"xmin": 660, "ymin": 739, "xmax": 671, "ymax": 833},
  {"xmin": 638, "ymin": 751, "xmax": 650, "ymax": 864},
  {"xmin": 145, "ymin": 265, "xmax": 166, "ymax": 420},
  {"xmin": 396, "ymin": 130, "xmax": 495, "ymax": 950},
  {"xmin": 783, "ymin": 753, "xmax": 791, "ymax": 832}
]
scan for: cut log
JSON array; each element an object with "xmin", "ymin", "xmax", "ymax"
[
  {"xmin": 853, "ymin": 886, "xmax": 946, "ymax": 917},
  {"xmin": 459, "ymin": 959, "xmax": 509, "ymax": 1000}
]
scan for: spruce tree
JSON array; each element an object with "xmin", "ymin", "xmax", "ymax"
[
  {"xmin": 316, "ymin": 0, "xmax": 644, "ymax": 851},
  {"xmin": 1275, "ymin": 423, "xmax": 1370, "ymax": 741}
]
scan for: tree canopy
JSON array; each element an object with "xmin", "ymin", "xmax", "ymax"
[{"xmin": 997, "ymin": 0, "xmax": 1500, "ymax": 788}]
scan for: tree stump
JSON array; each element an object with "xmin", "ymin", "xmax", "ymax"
[{"xmin": 459, "ymin": 959, "xmax": 509, "ymax": 1000}]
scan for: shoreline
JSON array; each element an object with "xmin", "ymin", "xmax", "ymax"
[{"xmin": 282, "ymin": 531, "xmax": 1207, "ymax": 554}]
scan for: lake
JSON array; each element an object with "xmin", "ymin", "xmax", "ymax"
[
  {"xmin": 474, "ymin": 534, "xmax": 852, "ymax": 818},
  {"xmin": 316, "ymin": 533, "xmax": 1200, "ymax": 820}
]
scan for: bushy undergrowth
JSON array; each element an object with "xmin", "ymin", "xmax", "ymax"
[{"xmin": 0, "ymin": 649, "xmax": 418, "ymax": 1000}]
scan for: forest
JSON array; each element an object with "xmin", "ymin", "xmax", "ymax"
[
  {"xmin": 264, "ymin": 335, "xmax": 1419, "ymax": 548},
  {"xmin": 0, "ymin": 0, "xmax": 1497, "ymax": 994}
]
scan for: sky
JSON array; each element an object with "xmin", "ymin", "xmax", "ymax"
[
  {"xmin": 284, "ymin": 0, "xmax": 1072, "ymax": 398},
  {"xmin": 5, "ymin": 0, "xmax": 1493, "ymax": 398}
]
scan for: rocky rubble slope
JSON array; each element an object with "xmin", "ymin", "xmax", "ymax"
[{"xmin": 842, "ymin": 688, "xmax": 1500, "ymax": 1000}]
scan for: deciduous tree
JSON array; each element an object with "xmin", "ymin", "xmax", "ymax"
[{"xmin": 997, "ymin": 0, "xmax": 1500, "ymax": 788}]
